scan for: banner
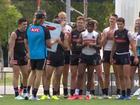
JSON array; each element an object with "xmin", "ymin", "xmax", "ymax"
[
  {"xmin": 115, "ymin": 0, "xmax": 140, "ymax": 31},
  {"xmin": 43, "ymin": 21, "xmax": 62, "ymax": 52}
]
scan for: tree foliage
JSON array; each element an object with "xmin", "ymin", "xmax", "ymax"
[
  {"xmin": 11, "ymin": 0, "xmax": 114, "ymax": 31},
  {"xmin": 1, "ymin": 0, "xmax": 114, "ymax": 45},
  {"xmin": 0, "ymin": 0, "xmax": 22, "ymax": 45},
  {"xmin": 72, "ymin": 1, "xmax": 114, "ymax": 31},
  {"xmin": 11, "ymin": 0, "xmax": 65, "ymax": 22}
]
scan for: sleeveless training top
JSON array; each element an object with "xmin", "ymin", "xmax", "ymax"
[
  {"xmin": 71, "ymin": 29, "xmax": 84, "ymax": 54},
  {"xmin": 81, "ymin": 30, "xmax": 99, "ymax": 55},
  {"xmin": 14, "ymin": 29, "xmax": 26, "ymax": 59},
  {"xmin": 114, "ymin": 29, "xmax": 133, "ymax": 54},
  {"xmin": 103, "ymin": 27, "xmax": 117, "ymax": 51}
]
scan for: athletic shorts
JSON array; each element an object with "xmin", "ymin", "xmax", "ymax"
[
  {"xmin": 47, "ymin": 51, "xmax": 64, "ymax": 67},
  {"xmin": 64, "ymin": 50, "xmax": 70, "ymax": 64},
  {"xmin": 79, "ymin": 53, "xmax": 101, "ymax": 66},
  {"xmin": 30, "ymin": 59, "xmax": 46, "ymax": 70},
  {"xmin": 70, "ymin": 54, "xmax": 80, "ymax": 65},
  {"xmin": 113, "ymin": 53, "xmax": 130, "ymax": 65},
  {"xmin": 102, "ymin": 51, "xmax": 111, "ymax": 63},
  {"xmin": 13, "ymin": 57, "xmax": 27, "ymax": 66}
]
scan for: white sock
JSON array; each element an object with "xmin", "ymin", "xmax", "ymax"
[
  {"xmin": 75, "ymin": 89, "xmax": 79, "ymax": 95},
  {"xmin": 86, "ymin": 91, "xmax": 90, "ymax": 96}
]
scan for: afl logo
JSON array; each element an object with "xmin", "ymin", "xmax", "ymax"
[{"xmin": 31, "ymin": 28, "xmax": 40, "ymax": 32}]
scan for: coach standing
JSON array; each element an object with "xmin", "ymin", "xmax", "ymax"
[{"xmin": 25, "ymin": 10, "xmax": 51, "ymax": 100}]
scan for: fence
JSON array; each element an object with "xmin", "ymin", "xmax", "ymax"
[{"xmin": 0, "ymin": 67, "xmax": 139, "ymax": 95}]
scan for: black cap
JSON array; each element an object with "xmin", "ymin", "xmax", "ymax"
[{"xmin": 34, "ymin": 10, "xmax": 46, "ymax": 19}]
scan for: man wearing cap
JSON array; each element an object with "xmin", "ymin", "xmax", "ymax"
[{"xmin": 25, "ymin": 10, "xmax": 56, "ymax": 100}]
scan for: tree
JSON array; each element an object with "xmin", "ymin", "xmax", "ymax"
[
  {"xmin": 11, "ymin": 0, "xmax": 114, "ymax": 31},
  {"xmin": 0, "ymin": 0, "xmax": 22, "ymax": 45},
  {"xmin": 11, "ymin": 0, "xmax": 65, "ymax": 22},
  {"xmin": 72, "ymin": 1, "xmax": 114, "ymax": 31}
]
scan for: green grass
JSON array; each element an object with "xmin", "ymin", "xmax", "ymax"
[{"xmin": 0, "ymin": 95, "xmax": 140, "ymax": 105}]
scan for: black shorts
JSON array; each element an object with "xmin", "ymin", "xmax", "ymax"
[
  {"xmin": 102, "ymin": 51, "xmax": 111, "ymax": 63},
  {"xmin": 79, "ymin": 53, "xmax": 101, "ymax": 66},
  {"xmin": 113, "ymin": 53, "xmax": 130, "ymax": 65},
  {"xmin": 64, "ymin": 50, "xmax": 70, "ymax": 64},
  {"xmin": 30, "ymin": 59, "xmax": 46, "ymax": 70},
  {"xmin": 70, "ymin": 54, "xmax": 80, "ymax": 65},
  {"xmin": 13, "ymin": 57, "xmax": 27, "ymax": 66},
  {"xmin": 47, "ymin": 51, "xmax": 64, "ymax": 67}
]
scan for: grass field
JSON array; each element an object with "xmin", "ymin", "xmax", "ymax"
[
  {"xmin": 0, "ymin": 68, "xmax": 140, "ymax": 105},
  {"xmin": 0, "ymin": 95, "xmax": 140, "ymax": 105}
]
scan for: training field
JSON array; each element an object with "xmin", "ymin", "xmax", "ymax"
[
  {"xmin": 0, "ymin": 95, "xmax": 140, "ymax": 105},
  {"xmin": 0, "ymin": 71, "xmax": 140, "ymax": 105}
]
